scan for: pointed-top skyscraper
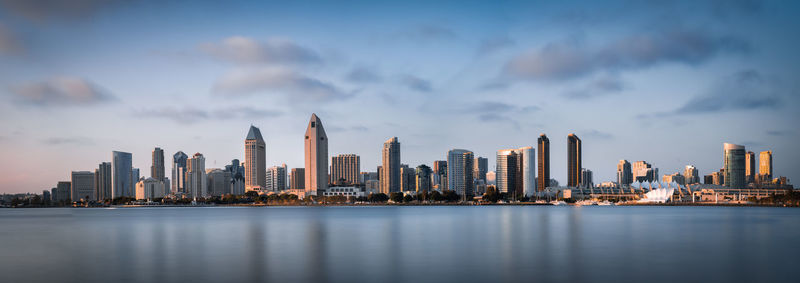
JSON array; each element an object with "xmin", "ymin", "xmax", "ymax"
[
  {"xmin": 245, "ymin": 125, "xmax": 266, "ymax": 192},
  {"xmin": 304, "ymin": 113, "xmax": 328, "ymax": 196}
]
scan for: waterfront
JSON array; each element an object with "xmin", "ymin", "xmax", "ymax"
[{"xmin": 1, "ymin": 206, "xmax": 798, "ymax": 283}]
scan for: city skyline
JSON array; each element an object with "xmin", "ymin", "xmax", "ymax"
[{"xmin": 1, "ymin": 0, "xmax": 799, "ymax": 193}]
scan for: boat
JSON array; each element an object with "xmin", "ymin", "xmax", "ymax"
[{"xmin": 550, "ymin": 200, "xmax": 567, "ymax": 206}]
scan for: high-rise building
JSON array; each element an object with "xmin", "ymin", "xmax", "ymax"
[
  {"xmin": 95, "ymin": 162, "xmax": 112, "ymax": 201},
  {"xmin": 723, "ymin": 143, "xmax": 745, "ymax": 188},
  {"xmin": 432, "ymin": 160, "xmax": 447, "ymax": 191},
  {"xmin": 447, "ymin": 149, "xmax": 474, "ymax": 199},
  {"xmin": 400, "ymin": 164, "xmax": 416, "ymax": 192},
  {"xmin": 415, "ymin": 165, "xmax": 432, "ymax": 193},
  {"xmin": 632, "ymin": 161, "xmax": 658, "ymax": 183},
  {"xmin": 617, "ymin": 160, "xmax": 632, "ymax": 186},
  {"xmin": 567, "ymin": 134, "xmax": 582, "ymax": 187},
  {"xmin": 759, "ymin": 150, "xmax": 773, "ymax": 183},
  {"xmin": 151, "ymin": 147, "xmax": 165, "ymax": 182},
  {"xmin": 224, "ymin": 159, "xmax": 246, "ymax": 195},
  {"xmin": 266, "ymin": 164, "xmax": 288, "ymax": 192},
  {"xmin": 580, "ymin": 168, "xmax": 593, "ymax": 188},
  {"xmin": 71, "ymin": 171, "xmax": 95, "ymax": 201},
  {"xmin": 331, "ymin": 154, "xmax": 360, "ymax": 185},
  {"xmin": 245, "ymin": 125, "xmax": 267, "ymax": 192},
  {"xmin": 131, "ymin": 168, "xmax": 140, "ymax": 184},
  {"xmin": 663, "ymin": 172, "xmax": 685, "ymax": 185},
  {"xmin": 206, "ymin": 169, "xmax": 231, "ymax": 197},
  {"xmin": 496, "ymin": 149, "xmax": 519, "ymax": 195},
  {"xmin": 187, "ymin": 153, "xmax": 207, "ymax": 199},
  {"xmin": 473, "ymin": 157, "xmax": 488, "ymax": 182},
  {"xmin": 55, "ymin": 181, "xmax": 71, "ymax": 202},
  {"xmin": 537, "ymin": 134, "xmax": 550, "ymax": 191},
  {"xmin": 684, "ymin": 165, "xmax": 699, "ymax": 184},
  {"xmin": 381, "ymin": 137, "xmax": 401, "ymax": 194},
  {"xmin": 112, "ymin": 151, "xmax": 133, "ymax": 198},
  {"xmin": 172, "ymin": 151, "xmax": 188, "ymax": 195},
  {"xmin": 304, "ymin": 114, "xmax": 328, "ymax": 196},
  {"xmin": 290, "ymin": 168, "xmax": 305, "ymax": 190},
  {"xmin": 135, "ymin": 177, "xmax": 167, "ymax": 200},
  {"xmin": 517, "ymin": 146, "xmax": 535, "ymax": 196},
  {"xmin": 745, "ymin": 151, "xmax": 756, "ymax": 184}
]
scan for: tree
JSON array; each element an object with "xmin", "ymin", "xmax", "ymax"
[
  {"xmin": 483, "ymin": 187, "xmax": 500, "ymax": 203},
  {"xmin": 389, "ymin": 192, "xmax": 404, "ymax": 203},
  {"xmin": 368, "ymin": 193, "xmax": 389, "ymax": 203},
  {"xmin": 442, "ymin": 190, "xmax": 460, "ymax": 202},
  {"xmin": 403, "ymin": 194, "xmax": 414, "ymax": 203},
  {"xmin": 430, "ymin": 191, "xmax": 444, "ymax": 202}
]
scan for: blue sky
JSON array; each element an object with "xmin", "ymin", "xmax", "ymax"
[{"xmin": 0, "ymin": 0, "xmax": 798, "ymax": 193}]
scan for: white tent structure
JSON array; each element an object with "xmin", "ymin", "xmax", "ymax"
[{"xmin": 638, "ymin": 187, "xmax": 675, "ymax": 203}]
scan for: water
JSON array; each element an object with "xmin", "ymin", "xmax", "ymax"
[{"xmin": 1, "ymin": 206, "xmax": 798, "ymax": 283}]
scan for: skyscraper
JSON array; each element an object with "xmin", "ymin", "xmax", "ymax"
[
  {"xmin": 187, "ymin": 152, "xmax": 207, "ymax": 199},
  {"xmin": 290, "ymin": 168, "xmax": 305, "ymax": 190},
  {"xmin": 723, "ymin": 143, "xmax": 745, "ymax": 188},
  {"xmin": 617, "ymin": 160, "xmax": 632, "ymax": 186},
  {"xmin": 381, "ymin": 137, "xmax": 401, "ymax": 194},
  {"xmin": 172, "ymin": 151, "xmax": 188, "ymax": 194},
  {"xmin": 400, "ymin": 164, "xmax": 416, "ymax": 192},
  {"xmin": 71, "ymin": 171, "xmax": 95, "ymax": 201},
  {"xmin": 567, "ymin": 133, "xmax": 582, "ymax": 187},
  {"xmin": 632, "ymin": 161, "xmax": 658, "ymax": 183},
  {"xmin": 447, "ymin": 149, "xmax": 474, "ymax": 199},
  {"xmin": 225, "ymin": 159, "xmax": 246, "ymax": 195},
  {"xmin": 580, "ymin": 168, "xmax": 593, "ymax": 188},
  {"xmin": 245, "ymin": 125, "xmax": 266, "ymax": 192},
  {"xmin": 432, "ymin": 160, "xmax": 447, "ymax": 191},
  {"xmin": 206, "ymin": 169, "xmax": 231, "ymax": 197},
  {"xmin": 151, "ymin": 147, "xmax": 165, "ymax": 182},
  {"xmin": 745, "ymin": 151, "xmax": 756, "ymax": 184},
  {"xmin": 517, "ymin": 146, "xmax": 535, "ymax": 196},
  {"xmin": 266, "ymin": 164, "xmax": 288, "ymax": 192},
  {"xmin": 473, "ymin": 157, "xmax": 488, "ymax": 182},
  {"xmin": 112, "ymin": 151, "xmax": 133, "ymax": 198},
  {"xmin": 131, "ymin": 168, "xmax": 140, "ymax": 183},
  {"xmin": 415, "ymin": 164, "xmax": 432, "ymax": 193},
  {"xmin": 496, "ymin": 149, "xmax": 519, "ymax": 195},
  {"xmin": 331, "ymin": 154, "xmax": 360, "ymax": 185},
  {"xmin": 95, "ymin": 162, "xmax": 112, "ymax": 201},
  {"xmin": 304, "ymin": 114, "xmax": 328, "ymax": 196},
  {"xmin": 684, "ymin": 165, "xmax": 699, "ymax": 184},
  {"xmin": 759, "ymin": 150, "xmax": 773, "ymax": 183},
  {"xmin": 537, "ymin": 134, "xmax": 550, "ymax": 191}
]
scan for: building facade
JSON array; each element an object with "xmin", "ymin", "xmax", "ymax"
[
  {"xmin": 206, "ymin": 169, "xmax": 231, "ymax": 197},
  {"xmin": 447, "ymin": 149, "xmax": 474, "ymax": 199},
  {"xmin": 304, "ymin": 114, "xmax": 328, "ymax": 196},
  {"xmin": 187, "ymin": 153, "xmax": 207, "ymax": 199},
  {"xmin": 473, "ymin": 157, "xmax": 488, "ymax": 182},
  {"xmin": 415, "ymin": 164, "xmax": 432, "ymax": 193},
  {"xmin": 724, "ymin": 143, "xmax": 746, "ymax": 188},
  {"xmin": 745, "ymin": 151, "xmax": 756, "ymax": 184},
  {"xmin": 759, "ymin": 150, "xmax": 773, "ymax": 183},
  {"xmin": 290, "ymin": 168, "xmax": 305, "ymax": 191},
  {"xmin": 266, "ymin": 164, "xmax": 288, "ymax": 192},
  {"xmin": 95, "ymin": 162, "xmax": 112, "ymax": 201},
  {"xmin": 112, "ymin": 151, "xmax": 133, "ymax": 198},
  {"xmin": 135, "ymin": 177, "xmax": 167, "ymax": 200},
  {"xmin": 245, "ymin": 125, "xmax": 267, "ymax": 192},
  {"xmin": 567, "ymin": 134, "xmax": 582, "ymax": 187},
  {"xmin": 684, "ymin": 165, "xmax": 699, "ymax": 184},
  {"xmin": 381, "ymin": 137, "xmax": 401, "ymax": 194},
  {"xmin": 151, "ymin": 147, "xmax": 165, "ymax": 182},
  {"xmin": 71, "ymin": 171, "xmax": 95, "ymax": 201},
  {"xmin": 172, "ymin": 151, "xmax": 188, "ymax": 195},
  {"xmin": 617, "ymin": 160, "xmax": 632, "ymax": 186},
  {"xmin": 331, "ymin": 154, "xmax": 360, "ymax": 185},
  {"xmin": 537, "ymin": 134, "xmax": 550, "ymax": 191},
  {"xmin": 225, "ymin": 159, "xmax": 246, "ymax": 195}
]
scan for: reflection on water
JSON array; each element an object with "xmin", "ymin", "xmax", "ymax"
[{"xmin": 1, "ymin": 206, "xmax": 799, "ymax": 283}]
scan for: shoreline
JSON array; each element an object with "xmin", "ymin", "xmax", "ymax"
[{"xmin": 4, "ymin": 202, "xmax": 796, "ymax": 208}]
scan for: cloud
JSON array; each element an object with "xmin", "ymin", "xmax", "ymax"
[
  {"xmin": 41, "ymin": 137, "xmax": 93, "ymax": 146},
  {"xmin": 346, "ymin": 66, "xmax": 382, "ymax": 83},
  {"xmin": 9, "ymin": 77, "xmax": 116, "ymax": 107},
  {"xmin": 135, "ymin": 106, "xmax": 283, "ymax": 124},
  {"xmin": 766, "ymin": 130, "xmax": 791, "ymax": 137},
  {"xmin": 673, "ymin": 69, "xmax": 779, "ymax": 114},
  {"xmin": 505, "ymin": 28, "xmax": 750, "ymax": 81},
  {"xmin": 200, "ymin": 36, "xmax": 321, "ymax": 65},
  {"xmin": 400, "ymin": 25, "xmax": 458, "ymax": 42},
  {"xmin": 0, "ymin": 0, "xmax": 121, "ymax": 22},
  {"xmin": 212, "ymin": 67, "xmax": 351, "ymax": 102},
  {"xmin": 400, "ymin": 75, "xmax": 432, "ymax": 92},
  {"xmin": 0, "ymin": 23, "xmax": 22, "ymax": 55},
  {"xmin": 562, "ymin": 76, "xmax": 626, "ymax": 99},
  {"xmin": 477, "ymin": 35, "xmax": 515, "ymax": 55},
  {"xmin": 581, "ymin": 130, "xmax": 614, "ymax": 140}
]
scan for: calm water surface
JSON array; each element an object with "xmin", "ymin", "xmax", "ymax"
[{"xmin": 1, "ymin": 206, "xmax": 798, "ymax": 283}]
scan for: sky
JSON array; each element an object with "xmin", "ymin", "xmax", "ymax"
[{"xmin": 0, "ymin": 0, "xmax": 798, "ymax": 193}]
